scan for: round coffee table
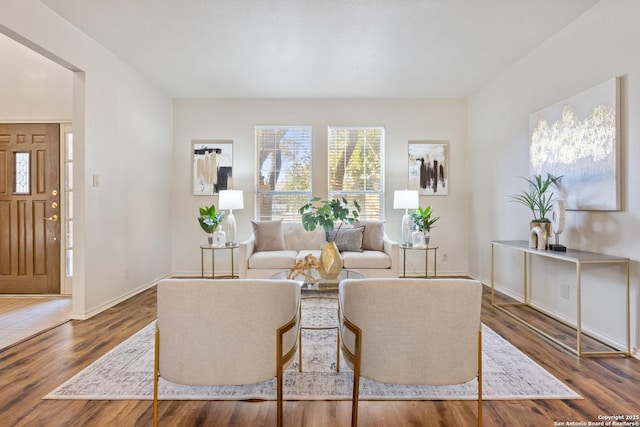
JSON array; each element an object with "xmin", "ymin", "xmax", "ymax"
[{"xmin": 270, "ymin": 268, "xmax": 364, "ymax": 290}]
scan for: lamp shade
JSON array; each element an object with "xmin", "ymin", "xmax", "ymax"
[
  {"xmin": 393, "ymin": 190, "xmax": 418, "ymax": 210},
  {"xmin": 218, "ymin": 190, "xmax": 244, "ymax": 210}
]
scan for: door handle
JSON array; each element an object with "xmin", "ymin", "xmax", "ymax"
[{"xmin": 44, "ymin": 215, "xmax": 59, "ymax": 222}]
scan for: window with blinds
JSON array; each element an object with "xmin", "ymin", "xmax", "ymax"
[
  {"xmin": 255, "ymin": 125, "xmax": 312, "ymax": 220},
  {"xmin": 328, "ymin": 126, "xmax": 385, "ymax": 220}
]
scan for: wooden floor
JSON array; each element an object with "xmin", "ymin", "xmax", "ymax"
[{"xmin": 1, "ymin": 284, "xmax": 638, "ymax": 427}]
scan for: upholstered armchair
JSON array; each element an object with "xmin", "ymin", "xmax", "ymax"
[
  {"xmin": 153, "ymin": 279, "xmax": 300, "ymax": 427},
  {"xmin": 338, "ymin": 278, "xmax": 484, "ymax": 427}
]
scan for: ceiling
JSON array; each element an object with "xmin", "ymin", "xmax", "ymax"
[{"xmin": 40, "ymin": 0, "xmax": 600, "ymax": 98}]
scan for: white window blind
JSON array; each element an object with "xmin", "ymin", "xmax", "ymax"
[
  {"xmin": 328, "ymin": 126, "xmax": 384, "ymax": 219},
  {"xmin": 255, "ymin": 125, "xmax": 312, "ymax": 220}
]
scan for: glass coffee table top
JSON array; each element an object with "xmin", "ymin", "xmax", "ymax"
[{"xmin": 270, "ymin": 269, "xmax": 364, "ymax": 290}]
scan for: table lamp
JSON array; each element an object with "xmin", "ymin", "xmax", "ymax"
[
  {"xmin": 393, "ymin": 189, "xmax": 419, "ymax": 245},
  {"xmin": 218, "ymin": 189, "xmax": 244, "ymax": 245}
]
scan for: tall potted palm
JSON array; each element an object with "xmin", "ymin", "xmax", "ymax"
[
  {"xmin": 298, "ymin": 197, "xmax": 360, "ymax": 279},
  {"xmin": 509, "ymin": 174, "xmax": 562, "ymax": 243}
]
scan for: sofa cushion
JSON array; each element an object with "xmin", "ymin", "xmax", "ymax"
[
  {"xmin": 251, "ymin": 219, "xmax": 286, "ymax": 252},
  {"xmin": 355, "ymin": 220, "xmax": 386, "ymax": 251},
  {"xmin": 342, "ymin": 250, "xmax": 391, "ymax": 269},
  {"xmin": 248, "ymin": 250, "xmax": 298, "ymax": 269},
  {"xmin": 284, "ymin": 223, "xmax": 326, "ymax": 251},
  {"xmin": 327, "ymin": 227, "xmax": 364, "ymax": 252}
]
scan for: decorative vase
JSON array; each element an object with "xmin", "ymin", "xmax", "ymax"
[
  {"xmin": 530, "ymin": 221, "xmax": 550, "ymax": 249},
  {"xmin": 207, "ymin": 234, "xmax": 214, "ymax": 245},
  {"xmin": 318, "ymin": 241, "xmax": 343, "ymax": 279}
]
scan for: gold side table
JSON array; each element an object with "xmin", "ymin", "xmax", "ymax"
[
  {"xmin": 399, "ymin": 243, "xmax": 438, "ymax": 278},
  {"xmin": 200, "ymin": 243, "xmax": 239, "ymax": 279}
]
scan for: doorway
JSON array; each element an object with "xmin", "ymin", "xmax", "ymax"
[{"xmin": 0, "ymin": 123, "xmax": 61, "ymax": 294}]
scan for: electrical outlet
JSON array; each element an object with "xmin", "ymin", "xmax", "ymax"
[
  {"xmin": 442, "ymin": 253, "xmax": 448, "ymax": 262},
  {"xmin": 560, "ymin": 285, "xmax": 570, "ymax": 299}
]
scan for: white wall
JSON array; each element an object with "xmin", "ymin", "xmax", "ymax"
[
  {"xmin": 172, "ymin": 98, "xmax": 469, "ymax": 277},
  {"xmin": 0, "ymin": 33, "xmax": 72, "ymax": 120},
  {"xmin": 468, "ymin": 0, "xmax": 639, "ymax": 354},
  {"xmin": 0, "ymin": 0, "xmax": 174, "ymax": 318}
]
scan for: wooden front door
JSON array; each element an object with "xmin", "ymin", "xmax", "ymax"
[{"xmin": 0, "ymin": 124, "xmax": 61, "ymax": 294}]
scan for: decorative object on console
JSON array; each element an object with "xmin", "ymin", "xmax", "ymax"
[
  {"xmin": 529, "ymin": 226, "xmax": 547, "ymax": 250},
  {"xmin": 393, "ymin": 190, "xmax": 419, "ymax": 245},
  {"xmin": 508, "ymin": 173, "xmax": 562, "ymax": 247},
  {"xmin": 548, "ymin": 199, "xmax": 567, "ymax": 252},
  {"xmin": 298, "ymin": 197, "xmax": 361, "ymax": 279},
  {"xmin": 409, "ymin": 205, "xmax": 439, "ymax": 247},
  {"xmin": 197, "ymin": 204, "xmax": 225, "ymax": 245},
  {"xmin": 218, "ymin": 189, "xmax": 244, "ymax": 245}
]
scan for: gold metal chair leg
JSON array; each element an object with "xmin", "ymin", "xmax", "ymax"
[
  {"xmin": 153, "ymin": 327, "xmax": 160, "ymax": 427},
  {"xmin": 478, "ymin": 329, "xmax": 483, "ymax": 427}
]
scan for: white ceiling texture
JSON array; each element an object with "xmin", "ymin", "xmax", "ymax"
[{"xmin": 40, "ymin": 0, "xmax": 600, "ymax": 98}]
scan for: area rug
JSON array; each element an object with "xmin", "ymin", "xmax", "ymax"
[{"xmin": 44, "ymin": 297, "xmax": 580, "ymax": 401}]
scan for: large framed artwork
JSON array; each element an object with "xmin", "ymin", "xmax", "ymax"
[
  {"xmin": 529, "ymin": 77, "xmax": 620, "ymax": 211},
  {"xmin": 408, "ymin": 141, "xmax": 449, "ymax": 195},
  {"xmin": 192, "ymin": 140, "xmax": 233, "ymax": 195}
]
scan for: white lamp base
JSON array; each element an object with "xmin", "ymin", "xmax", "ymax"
[
  {"xmin": 226, "ymin": 211, "xmax": 236, "ymax": 245},
  {"xmin": 401, "ymin": 212, "xmax": 413, "ymax": 245}
]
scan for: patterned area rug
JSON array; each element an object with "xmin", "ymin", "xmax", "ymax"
[{"xmin": 45, "ymin": 296, "xmax": 580, "ymax": 401}]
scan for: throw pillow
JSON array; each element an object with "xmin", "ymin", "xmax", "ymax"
[
  {"xmin": 327, "ymin": 227, "xmax": 364, "ymax": 252},
  {"xmin": 355, "ymin": 220, "xmax": 386, "ymax": 251},
  {"xmin": 250, "ymin": 219, "xmax": 286, "ymax": 252}
]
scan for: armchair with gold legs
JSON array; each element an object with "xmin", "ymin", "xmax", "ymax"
[
  {"xmin": 153, "ymin": 279, "xmax": 300, "ymax": 427},
  {"xmin": 339, "ymin": 278, "xmax": 483, "ymax": 427}
]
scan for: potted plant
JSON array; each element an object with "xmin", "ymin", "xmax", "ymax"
[
  {"xmin": 299, "ymin": 197, "xmax": 361, "ymax": 235},
  {"xmin": 508, "ymin": 174, "xmax": 562, "ymax": 241},
  {"xmin": 409, "ymin": 205, "xmax": 440, "ymax": 246},
  {"xmin": 197, "ymin": 204, "xmax": 225, "ymax": 244},
  {"xmin": 298, "ymin": 197, "xmax": 361, "ymax": 278}
]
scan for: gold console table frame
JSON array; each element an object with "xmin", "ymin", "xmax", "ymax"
[{"xmin": 491, "ymin": 240, "xmax": 630, "ymax": 357}]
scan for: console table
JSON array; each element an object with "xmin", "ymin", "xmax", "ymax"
[{"xmin": 491, "ymin": 240, "xmax": 630, "ymax": 357}]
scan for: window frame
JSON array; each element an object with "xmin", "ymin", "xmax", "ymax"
[
  {"xmin": 255, "ymin": 125, "xmax": 313, "ymax": 221},
  {"xmin": 327, "ymin": 125, "xmax": 385, "ymax": 220}
]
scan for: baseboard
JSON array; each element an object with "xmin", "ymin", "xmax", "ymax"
[{"xmin": 68, "ymin": 273, "xmax": 171, "ymax": 320}]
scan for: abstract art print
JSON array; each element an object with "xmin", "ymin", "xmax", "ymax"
[
  {"xmin": 529, "ymin": 77, "xmax": 620, "ymax": 210},
  {"xmin": 192, "ymin": 140, "xmax": 233, "ymax": 195},
  {"xmin": 408, "ymin": 141, "xmax": 448, "ymax": 195}
]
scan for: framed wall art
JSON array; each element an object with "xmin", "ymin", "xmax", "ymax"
[
  {"xmin": 529, "ymin": 77, "xmax": 620, "ymax": 211},
  {"xmin": 408, "ymin": 141, "xmax": 449, "ymax": 195},
  {"xmin": 192, "ymin": 140, "xmax": 233, "ymax": 195}
]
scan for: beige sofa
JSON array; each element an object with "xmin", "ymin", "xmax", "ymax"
[{"xmin": 239, "ymin": 220, "xmax": 399, "ymax": 279}]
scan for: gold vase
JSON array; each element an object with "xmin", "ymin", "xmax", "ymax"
[{"xmin": 318, "ymin": 241, "xmax": 343, "ymax": 279}]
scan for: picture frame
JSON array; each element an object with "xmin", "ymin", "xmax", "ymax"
[
  {"xmin": 192, "ymin": 140, "xmax": 233, "ymax": 195},
  {"xmin": 408, "ymin": 141, "xmax": 449, "ymax": 195},
  {"xmin": 529, "ymin": 77, "xmax": 620, "ymax": 211}
]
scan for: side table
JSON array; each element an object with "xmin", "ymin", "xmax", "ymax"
[
  {"xmin": 200, "ymin": 243, "xmax": 239, "ymax": 279},
  {"xmin": 399, "ymin": 243, "xmax": 438, "ymax": 278}
]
